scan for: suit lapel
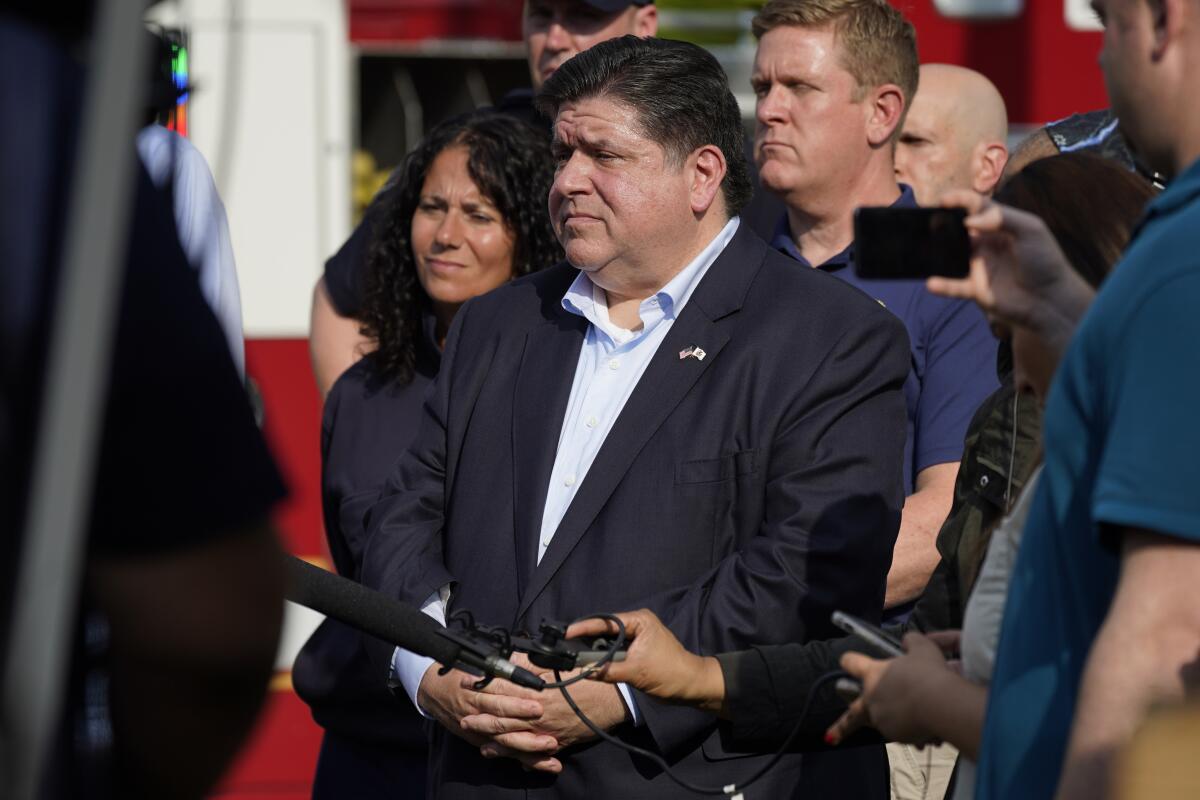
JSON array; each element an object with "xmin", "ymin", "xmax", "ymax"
[
  {"xmin": 511, "ymin": 303, "xmax": 587, "ymax": 596},
  {"xmin": 515, "ymin": 225, "xmax": 767, "ymax": 621}
]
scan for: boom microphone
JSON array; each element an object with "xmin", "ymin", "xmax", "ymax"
[{"xmin": 284, "ymin": 555, "xmax": 544, "ymax": 690}]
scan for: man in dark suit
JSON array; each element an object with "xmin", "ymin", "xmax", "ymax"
[{"xmin": 361, "ymin": 35, "xmax": 909, "ymax": 798}]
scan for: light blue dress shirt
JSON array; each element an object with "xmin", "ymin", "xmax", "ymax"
[
  {"xmin": 137, "ymin": 125, "xmax": 245, "ymax": 376},
  {"xmin": 392, "ymin": 218, "xmax": 741, "ymax": 725}
]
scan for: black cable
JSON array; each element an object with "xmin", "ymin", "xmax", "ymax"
[{"xmin": 553, "ymin": 665, "xmax": 846, "ymax": 797}]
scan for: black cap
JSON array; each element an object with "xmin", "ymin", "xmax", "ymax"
[{"xmin": 581, "ymin": 0, "xmax": 653, "ymax": 10}]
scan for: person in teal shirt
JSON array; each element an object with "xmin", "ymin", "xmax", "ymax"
[{"xmin": 923, "ymin": 2, "xmax": 1200, "ymax": 797}]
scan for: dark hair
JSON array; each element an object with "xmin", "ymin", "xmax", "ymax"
[
  {"xmin": 534, "ymin": 35, "xmax": 753, "ymax": 215},
  {"xmin": 995, "ymin": 152, "xmax": 1155, "ymax": 289},
  {"xmin": 361, "ymin": 110, "xmax": 563, "ymax": 385}
]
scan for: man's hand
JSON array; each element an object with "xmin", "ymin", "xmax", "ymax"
[
  {"xmin": 460, "ymin": 654, "xmax": 629, "ymax": 754},
  {"xmin": 565, "ymin": 609, "xmax": 726, "ymax": 714},
  {"xmin": 416, "ymin": 664, "xmax": 562, "ymax": 773},
  {"xmin": 827, "ymin": 631, "xmax": 956, "ymax": 746},
  {"xmin": 927, "ymin": 190, "xmax": 1094, "ymax": 341}
]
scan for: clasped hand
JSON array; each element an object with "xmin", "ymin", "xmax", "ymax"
[{"xmin": 417, "ymin": 653, "xmax": 627, "ymax": 774}]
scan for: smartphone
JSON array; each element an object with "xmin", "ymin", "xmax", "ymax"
[
  {"xmin": 853, "ymin": 206, "xmax": 970, "ymax": 280},
  {"xmin": 831, "ymin": 610, "xmax": 904, "ymax": 658}
]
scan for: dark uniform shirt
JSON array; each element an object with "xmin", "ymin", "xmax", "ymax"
[
  {"xmin": 292, "ymin": 314, "xmax": 441, "ymax": 782},
  {"xmin": 1, "ymin": 16, "xmax": 286, "ymax": 797}
]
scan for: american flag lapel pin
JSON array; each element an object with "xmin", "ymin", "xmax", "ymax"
[{"xmin": 679, "ymin": 346, "xmax": 706, "ymax": 361}]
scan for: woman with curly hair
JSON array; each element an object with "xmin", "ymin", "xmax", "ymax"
[{"xmin": 293, "ymin": 109, "xmax": 562, "ymax": 799}]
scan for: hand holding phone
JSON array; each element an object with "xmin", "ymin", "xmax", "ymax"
[{"xmin": 831, "ymin": 610, "xmax": 904, "ymax": 658}]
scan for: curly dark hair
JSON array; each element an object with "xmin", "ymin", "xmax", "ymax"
[{"xmin": 360, "ymin": 110, "xmax": 563, "ymax": 385}]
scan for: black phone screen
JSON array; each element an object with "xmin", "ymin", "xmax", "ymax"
[{"xmin": 853, "ymin": 206, "xmax": 970, "ymax": 280}]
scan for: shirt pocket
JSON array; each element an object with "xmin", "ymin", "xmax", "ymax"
[{"xmin": 675, "ymin": 449, "xmax": 758, "ymax": 484}]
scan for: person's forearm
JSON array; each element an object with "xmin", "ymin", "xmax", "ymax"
[
  {"xmin": 91, "ymin": 524, "xmax": 284, "ymax": 799},
  {"xmin": 1057, "ymin": 606, "xmax": 1195, "ymax": 798},
  {"xmin": 309, "ymin": 277, "xmax": 373, "ymax": 398},
  {"xmin": 886, "ymin": 470, "xmax": 956, "ymax": 608},
  {"xmin": 1029, "ymin": 270, "xmax": 1094, "ymax": 381},
  {"xmin": 1057, "ymin": 530, "xmax": 1200, "ymax": 800},
  {"xmin": 914, "ymin": 672, "xmax": 987, "ymax": 760}
]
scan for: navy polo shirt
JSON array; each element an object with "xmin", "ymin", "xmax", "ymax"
[{"xmin": 771, "ymin": 186, "xmax": 998, "ymax": 495}]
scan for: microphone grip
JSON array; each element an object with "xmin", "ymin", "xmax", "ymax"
[{"xmin": 284, "ymin": 555, "xmax": 544, "ymax": 690}]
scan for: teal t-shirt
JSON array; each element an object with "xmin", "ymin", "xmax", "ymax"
[{"xmin": 976, "ymin": 159, "xmax": 1200, "ymax": 800}]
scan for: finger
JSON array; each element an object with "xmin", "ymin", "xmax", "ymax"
[
  {"xmin": 901, "ymin": 631, "xmax": 942, "ymax": 657},
  {"xmin": 938, "ymin": 188, "xmax": 986, "ymax": 215},
  {"xmin": 839, "ymin": 650, "xmax": 881, "ymax": 679},
  {"xmin": 460, "ymin": 713, "xmax": 539, "ymax": 737},
  {"xmin": 491, "ymin": 730, "xmax": 560, "ymax": 754},
  {"xmin": 925, "ymin": 275, "xmax": 981, "ymax": 301},
  {"xmin": 479, "ymin": 744, "xmax": 563, "ymax": 774},
  {"xmin": 470, "ymin": 691, "xmax": 543, "ymax": 719},
  {"xmin": 565, "ymin": 618, "xmax": 617, "ymax": 640},
  {"xmin": 466, "ymin": 674, "xmax": 543, "ymax": 701},
  {"xmin": 926, "ymin": 629, "xmax": 962, "ymax": 655},
  {"xmin": 826, "ymin": 698, "xmax": 868, "ymax": 745}
]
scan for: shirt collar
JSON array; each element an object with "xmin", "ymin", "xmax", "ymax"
[
  {"xmin": 771, "ymin": 183, "xmax": 918, "ymax": 271},
  {"xmin": 1142, "ymin": 157, "xmax": 1200, "ymax": 221},
  {"xmin": 561, "ymin": 216, "xmax": 741, "ymax": 337}
]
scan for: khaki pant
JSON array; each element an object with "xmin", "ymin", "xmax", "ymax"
[{"xmin": 886, "ymin": 741, "xmax": 958, "ymax": 800}]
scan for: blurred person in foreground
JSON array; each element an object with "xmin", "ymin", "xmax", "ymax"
[
  {"xmin": 291, "ymin": 110, "xmax": 562, "ymax": 799},
  {"xmin": 912, "ymin": 1, "xmax": 1200, "ymax": 796},
  {"xmin": 308, "ymin": 0, "xmax": 657, "ymax": 397},
  {"xmin": 894, "ymin": 64, "xmax": 1008, "ymax": 206},
  {"xmin": 0, "ymin": 4, "xmax": 286, "ymax": 798},
  {"xmin": 361, "ymin": 35, "xmax": 908, "ymax": 799}
]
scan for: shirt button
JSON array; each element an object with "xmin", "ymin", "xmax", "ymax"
[
  {"xmin": 564, "ymin": 475, "xmax": 576, "ymax": 487},
  {"xmin": 542, "ymin": 535, "xmax": 552, "ymax": 547},
  {"xmin": 979, "ymin": 475, "xmax": 990, "ymax": 488},
  {"xmin": 608, "ymin": 359, "xmax": 620, "ymax": 370},
  {"xmin": 649, "ymin": 297, "xmax": 659, "ymax": 306},
  {"xmin": 586, "ymin": 416, "xmax": 599, "ymax": 428}
]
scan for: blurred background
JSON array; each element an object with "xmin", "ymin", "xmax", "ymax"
[{"xmin": 139, "ymin": 1, "xmax": 1107, "ymax": 796}]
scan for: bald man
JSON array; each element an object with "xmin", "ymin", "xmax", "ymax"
[{"xmin": 895, "ymin": 64, "xmax": 1008, "ymax": 206}]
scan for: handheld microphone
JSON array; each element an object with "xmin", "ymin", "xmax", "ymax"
[{"xmin": 284, "ymin": 555, "xmax": 544, "ymax": 690}]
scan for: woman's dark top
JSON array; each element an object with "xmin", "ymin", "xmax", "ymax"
[{"xmin": 293, "ymin": 313, "xmax": 441, "ymax": 749}]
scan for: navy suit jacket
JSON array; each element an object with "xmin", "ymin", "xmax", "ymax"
[{"xmin": 361, "ymin": 223, "xmax": 910, "ymax": 798}]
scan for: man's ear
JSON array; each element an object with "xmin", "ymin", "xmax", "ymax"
[
  {"xmin": 866, "ymin": 84, "xmax": 905, "ymax": 148},
  {"xmin": 1151, "ymin": 0, "xmax": 1184, "ymax": 61},
  {"xmin": 973, "ymin": 142, "xmax": 1009, "ymax": 196},
  {"xmin": 633, "ymin": 5, "xmax": 658, "ymax": 37},
  {"xmin": 689, "ymin": 145, "xmax": 727, "ymax": 215}
]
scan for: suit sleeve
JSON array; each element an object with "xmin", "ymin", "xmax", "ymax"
[
  {"xmin": 633, "ymin": 305, "xmax": 910, "ymax": 756},
  {"xmin": 357, "ymin": 303, "xmax": 468, "ymax": 673}
]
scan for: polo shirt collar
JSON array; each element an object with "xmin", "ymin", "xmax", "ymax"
[
  {"xmin": 1143, "ymin": 157, "xmax": 1200, "ymax": 220},
  {"xmin": 771, "ymin": 183, "xmax": 918, "ymax": 271}
]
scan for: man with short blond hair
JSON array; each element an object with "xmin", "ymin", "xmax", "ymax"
[{"xmin": 751, "ymin": 4, "xmax": 998, "ymax": 795}]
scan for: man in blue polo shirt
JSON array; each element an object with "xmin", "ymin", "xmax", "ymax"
[
  {"xmin": 923, "ymin": 0, "xmax": 1200, "ymax": 797},
  {"xmin": 750, "ymin": 4, "xmax": 998, "ymax": 793},
  {"xmin": 751, "ymin": 0, "xmax": 997, "ymax": 608}
]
